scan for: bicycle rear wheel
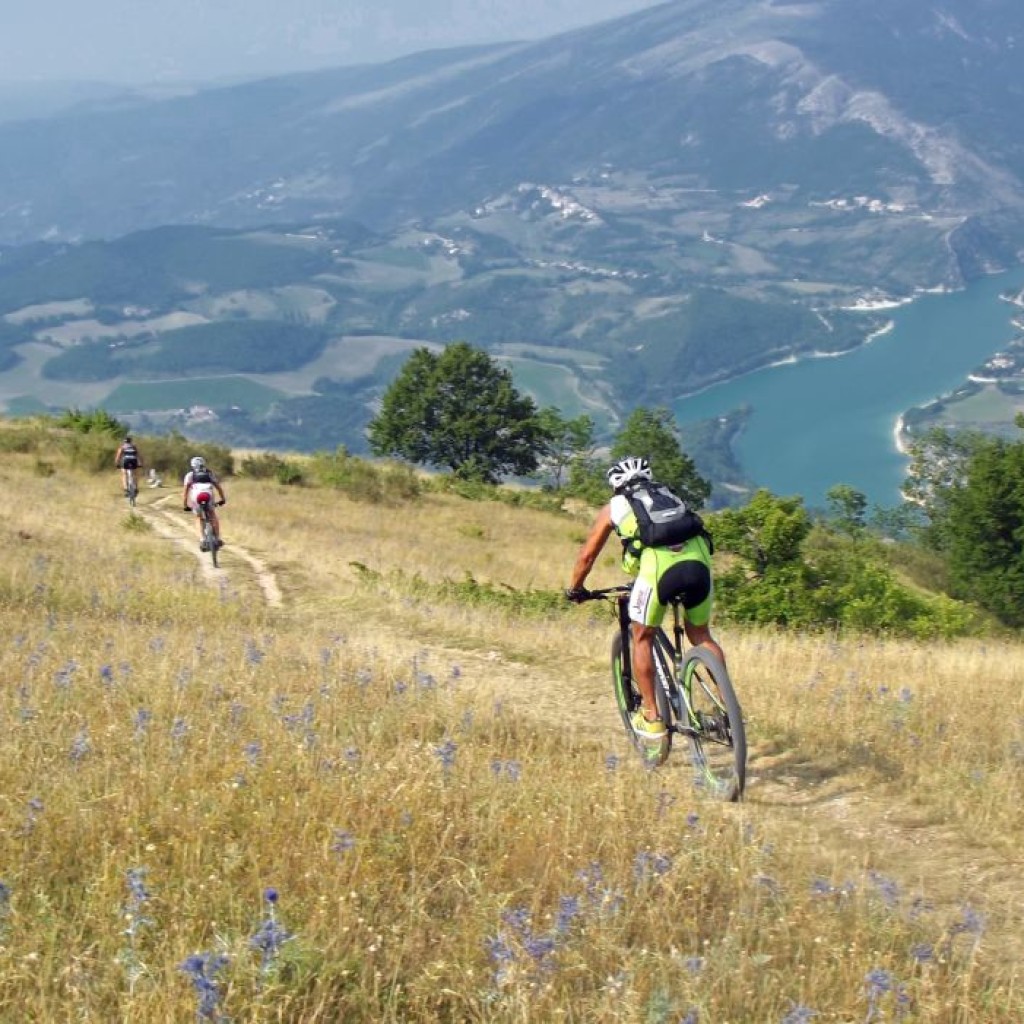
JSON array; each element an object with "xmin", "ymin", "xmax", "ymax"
[
  {"xmin": 202, "ymin": 515, "xmax": 219, "ymax": 568},
  {"xmin": 126, "ymin": 470, "xmax": 137, "ymax": 507},
  {"xmin": 611, "ymin": 632, "xmax": 672, "ymax": 767},
  {"xmin": 680, "ymin": 647, "xmax": 746, "ymax": 800}
]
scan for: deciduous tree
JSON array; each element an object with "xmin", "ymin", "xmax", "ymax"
[
  {"xmin": 368, "ymin": 342, "xmax": 544, "ymax": 482},
  {"xmin": 612, "ymin": 406, "xmax": 710, "ymax": 507}
]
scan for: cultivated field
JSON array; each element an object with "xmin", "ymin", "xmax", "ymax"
[{"xmin": 0, "ymin": 433, "xmax": 1022, "ymax": 1021}]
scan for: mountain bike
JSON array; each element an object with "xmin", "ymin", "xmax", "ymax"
[
  {"xmin": 579, "ymin": 585, "xmax": 746, "ymax": 801},
  {"xmin": 187, "ymin": 494, "xmax": 224, "ymax": 568},
  {"xmin": 124, "ymin": 466, "xmax": 138, "ymax": 507}
]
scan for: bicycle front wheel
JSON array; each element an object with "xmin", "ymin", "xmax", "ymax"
[
  {"xmin": 203, "ymin": 517, "xmax": 219, "ymax": 568},
  {"xmin": 611, "ymin": 632, "xmax": 672, "ymax": 767},
  {"xmin": 681, "ymin": 647, "xmax": 746, "ymax": 801}
]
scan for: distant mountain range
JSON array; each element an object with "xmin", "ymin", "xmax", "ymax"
[{"xmin": 0, "ymin": 0, "xmax": 1022, "ymax": 466}]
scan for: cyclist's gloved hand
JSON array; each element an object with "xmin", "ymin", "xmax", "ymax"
[
  {"xmin": 216, "ymin": 499, "xmax": 226, "ymax": 506},
  {"xmin": 182, "ymin": 506, "xmax": 190, "ymax": 513},
  {"xmin": 565, "ymin": 586, "xmax": 590, "ymax": 604}
]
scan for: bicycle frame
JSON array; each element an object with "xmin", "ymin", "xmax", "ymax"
[{"xmin": 602, "ymin": 586, "xmax": 691, "ymax": 736}]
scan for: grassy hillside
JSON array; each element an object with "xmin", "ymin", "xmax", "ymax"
[{"xmin": 0, "ymin": 424, "xmax": 1022, "ymax": 1020}]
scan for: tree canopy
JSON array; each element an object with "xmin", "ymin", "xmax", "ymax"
[
  {"xmin": 611, "ymin": 406, "xmax": 711, "ymax": 507},
  {"xmin": 367, "ymin": 342, "xmax": 544, "ymax": 483}
]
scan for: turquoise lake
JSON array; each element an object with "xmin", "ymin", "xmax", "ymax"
[{"xmin": 673, "ymin": 266, "xmax": 1024, "ymax": 509}]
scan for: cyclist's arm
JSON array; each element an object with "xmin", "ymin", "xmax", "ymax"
[
  {"xmin": 568, "ymin": 505, "xmax": 614, "ymax": 590},
  {"xmin": 114, "ymin": 445, "xmax": 123, "ymax": 466}
]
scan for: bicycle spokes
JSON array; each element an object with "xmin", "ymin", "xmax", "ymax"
[{"xmin": 682, "ymin": 652, "xmax": 745, "ymax": 801}]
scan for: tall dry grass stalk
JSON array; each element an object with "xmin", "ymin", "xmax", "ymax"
[{"xmin": 0, "ymin": 443, "xmax": 1020, "ymax": 1021}]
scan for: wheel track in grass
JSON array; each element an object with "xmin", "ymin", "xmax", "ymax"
[{"xmin": 139, "ymin": 493, "xmax": 283, "ymax": 608}]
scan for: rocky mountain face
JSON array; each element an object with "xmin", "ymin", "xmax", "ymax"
[{"xmin": 0, "ymin": 0, "xmax": 1020, "ymax": 257}]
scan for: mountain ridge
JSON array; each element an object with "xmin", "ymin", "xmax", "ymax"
[{"xmin": 0, "ymin": 0, "xmax": 1022, "ymax": 474}]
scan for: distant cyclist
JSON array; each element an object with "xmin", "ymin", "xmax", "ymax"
[
  {"xmin": 566, "ymin": 456, "xmax": 724, "ymax": 741},
  {"xmin": 182, "ymin": 456, "xmax": 227, "ymax": 550},
  {"xmin": 114, "ymin": 436, "xmax": 143, "ymax": 495}
]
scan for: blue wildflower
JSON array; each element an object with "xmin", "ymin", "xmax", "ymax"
[
  {"xmin": 70, "ymin": 730, "xmax": 91, "ymax": 762},
  {"xmin": 331, "ymin": 829, "xmax": 356, "ymax": 855},
  {"xmin": 554, "ymin": 895, "xmax": 581, "ymax": 935},
  {"xmin": 433, "ymin": 738, "xmax": 458, "ymax": 775},
  {"xmin": 868, "ymin": 870, "xmax": 900, "ymax": 908},
  {"xmin": 634, "ymin": 851, "xmax": 672, "ymax": 884},
  {"xmin": 133, "ymin": 708, "xmax": 152, "ymax": 738},
  {"xmin": 780, "ymin": 1005, "xmax": 818, "ymax": 1024},
  {"xmin": 178, "ymin": 951, "xmax": 229, "ymax": 1021},
  {"xmin": 249, "ymin": 887, "xmax": 293, "ymax": 976}
]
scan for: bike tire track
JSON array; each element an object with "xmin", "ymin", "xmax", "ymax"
[{"xmin": 141, "ymin": 494, "xmax": 283, "ymax": 608}]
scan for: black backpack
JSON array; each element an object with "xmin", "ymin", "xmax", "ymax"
[{"xmin": 623, "ymin": 480, "xmax": 711, "ymax": 552}]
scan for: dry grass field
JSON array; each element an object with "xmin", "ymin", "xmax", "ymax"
[{"xmin": 1, "ymin": 432, "xmax": 1022, "ymax": 1022}]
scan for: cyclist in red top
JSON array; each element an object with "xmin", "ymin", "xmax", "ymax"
[{"xmin": 181, "ymin": 456, "xmax": 227, "ymax": 550}]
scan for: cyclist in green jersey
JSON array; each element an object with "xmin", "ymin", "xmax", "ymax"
[{"xmin": 566, "ymin": 456, "xmax": 725, "ymax": 741}]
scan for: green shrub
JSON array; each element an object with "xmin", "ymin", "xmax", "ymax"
[
  {"xmin": 0, "ymin": 426, "xmax": 43, "ymax": 453},
  {"xmin": 240, "ymin": 452, "xmax": 305, "ymax": 485},
  {"xmin": 310, "ymin": 448, "xmax": 420, "ymax": 503},
  {"xmin": 428, "ymin": 473, "xmax": 563, "ymax": 513},
  {"xmin": 61, "ymin": 431, "xmax": 119, "ymax": 473},
  {"xmin": 122, "ymin": 512, "xmax": 152, "ymax": 533},
  {"xmin": 144, "ymin": 432, "xmax": 235, "ymax": 478},
  {"xmin": 56, "ymin": 407, "xmax": 126, "ymax": 436}
]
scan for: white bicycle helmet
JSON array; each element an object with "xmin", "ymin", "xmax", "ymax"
[
  {"xmin": 606, "ymin": 456, "xmax": 652, "ymax": 491},
  {"xmin": 190, "ymin": 456, "xmax": 206, "ymax": 471}
]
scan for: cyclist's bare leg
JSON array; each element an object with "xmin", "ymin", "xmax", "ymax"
[
  {"xmin": 630, "ymin": 622, "xmax": 661, "ymax": 721},
  {"xmin": 684, "ymin": 621, "xmax": 726, "ymax": 666}
]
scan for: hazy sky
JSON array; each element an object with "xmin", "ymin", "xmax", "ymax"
[{"xmin": 0, "ymin": 0, "xmax": 660, "ymax": 84}]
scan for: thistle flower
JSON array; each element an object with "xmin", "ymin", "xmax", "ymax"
[
  {"xmin": 633, "ymin": 851, "xmax": 672, "ymax": 885},
  {"xmin": 780, "ymin": 1005, "xmax": 818, "ymax": 1023},
  {"xmin": 433, "ymin": 738, "xmax": 457, "ymax": 775},
  {"xmin": 69, "ymin": 730, "xmax": 91, "ymax": 762},
  {"xmin": 331, "ymin": 829, "xmax": 356, "ymax": 855},
  {"xmin": 120, "ymin": 868, "xmax": 153, "ymax": 990},
  {"xmin": 133, "ymin": 708, "xmax": 152, "ymax": 738},
  {"xmin": 243, "ymin": 639, "xmax": 264, "ymax": 666},
  {"xmin": 249, "ymin": 888, "xmax": 293, "ymax": 976},
  {"xmin": 178, "ymin": 951, "xmax": 229, "ymax": 1021}
]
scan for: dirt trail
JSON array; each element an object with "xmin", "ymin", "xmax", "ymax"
[{"xmin": 140, "ymin": 493, "xmax": 283, "ymax": 607}]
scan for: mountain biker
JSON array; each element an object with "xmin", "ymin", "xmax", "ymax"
[
  {"xmin": 565, "ymin": 456, "xmax": 724, "ymax": 741},
  {"xmin": 182, "ymin": 456, "xmax": 227, "ymax": 550},
  {"xmin": 114, "ymin": 436, "xmax": 143, "ymax": 494}
]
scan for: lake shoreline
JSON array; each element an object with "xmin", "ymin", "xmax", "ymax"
[{"xmin": 673, "ymin": 265, "xmax": 1024, "ymax": 506}]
